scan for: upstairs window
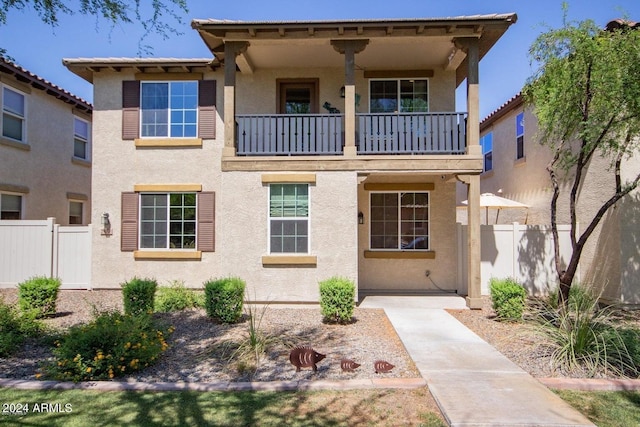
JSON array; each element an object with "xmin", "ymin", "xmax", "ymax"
[
  {"xmin": 369, "ymin": 79, "xmax": 429, "ymax": 113},
  {"xmin": 269, "ymin": 184, "xmax": 309, "ymax": 254},
  {"xmin": 480, "ymin": 132, "xmax": 493, "ymax": 172},
  {"xmin": 516, "ymin": 112, "xmax": 525, "ymax": 160},
  {"xmin": 0, "ymin": 193, "xmax": 22, "ymax": 219},
  {"xmin": 141, "ymin": 82, "xmax": 198, "ymax": 138},
  {"xmin": 370, "ymin": 192, "xmax": 429, "ymax": 250},
  {"xmin": 2, "ymin": 86, "xmax": 25, "ymax": 142},
  {"xmin": 73, "ymin": 117, "xmax": 90, "ymax": 159}
]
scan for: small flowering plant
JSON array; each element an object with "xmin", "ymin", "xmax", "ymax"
[{"xmin": 42, "ymin": 310, "xmax": 173, "ymax": 382}]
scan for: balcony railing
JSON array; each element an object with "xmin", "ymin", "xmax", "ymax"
[
  {"xmin": 357, "ymin": 112, "xmax": 467, "ymax": 154},
  {"xmin": 235, "ymin": 112, "xmax": 467, "ymax": 156},
  {"xmin": 237, "ymin": 114, "xmax": 343, "ymax": 156}
]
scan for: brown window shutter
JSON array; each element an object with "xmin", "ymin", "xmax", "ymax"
[
  {"xmin": 198, "ymin": 80, "xmax": 216, "ymax": 139},
  {"xmin": 121, "ymin": 192, "xmax": 139, "ymax": 251},
  {"xmin": 122, "ymin": 81, "xmax": 140, "ymax": 140},
  {"xmin": 197, "ymin": 192, "xmax": 215, "ymax": 252}
]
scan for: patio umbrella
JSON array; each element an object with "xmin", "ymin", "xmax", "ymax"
[{"xmin": 460, "ymin": 193, "xmax": 529, "ymax": 224}]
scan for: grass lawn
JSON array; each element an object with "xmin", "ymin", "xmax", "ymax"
[
  {"xmin": 554, "ymin": 390, "xmax": 640, "ymax": 427},
  {"xmin": 0, "ymin": 387, "xmax": 446, "ymax": 426}
]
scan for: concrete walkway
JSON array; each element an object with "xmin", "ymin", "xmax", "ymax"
[{"xmin": 360, "ymin": 296, "xmax": 595, "ymax": 427}]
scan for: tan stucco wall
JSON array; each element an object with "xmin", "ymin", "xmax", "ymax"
[
  {"xmin": 457, "ymin": 103, "xmax": 640, "ymax": 304},
  {"xmin": 358, "ymin": 175, "xmax": 459, "ymax": 294},
  {"xmin": 0, "ymin": 79, "xmax": 91, "ymax": 224}
]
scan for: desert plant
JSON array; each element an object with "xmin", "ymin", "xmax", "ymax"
[
  {"xmin": 319, "ymin": 276, "xmax": 355, "ymax": 324},
  {"xmin": 17, "ymin": 276, "xmax": 61, "ymax": 318},
  {"xmin": 204, "ymin": 277, "xmax": 245, "ymax": 324},
  {"xmin": 155, "ymin": 281, "xmax": 204, "ymax": 312},
  {"xmin": 534, "ymin": 285, "xmax": 638, "ymax": 377},
  {"xmin": 44, "ymin": 310, "xmax": 173, "ymax": 382},
  {"xmin": 489, "ymin": 277, "xmax": 526, "ymax": 321},
  {"xmin": 122, "ymin": 277, "xmax": 158, "ymax": 316}
]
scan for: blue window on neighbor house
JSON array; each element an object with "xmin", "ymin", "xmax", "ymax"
[
  {"xmin": 480, "ymin": 132, "xmax": 493, "ymax": 172},
  {"xmin": 140, "ymin": 81, "xmax": 197, "ymax": 138},
  {"xmin": 269, "ymin": 184, "xmax": 309, "ymax": 254},
  {"xmin": 516, "ymin": 112, "xmax": 525, "ymax": 160},
  {"xmin": 73, "ymin": 117, "xmax": 89, "ymax": 159},
  {"xmin": 2, "ymin": 86, "xmax": 26, "ymax": 142}
]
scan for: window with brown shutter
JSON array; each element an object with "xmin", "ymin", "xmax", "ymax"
[
  {"xmin": 122, "ymin": 81, "xmax": 140, "ymax": 140},
  {"xmin": 121, "ymin": 192, "xmax": 139, "ymax": 251}
]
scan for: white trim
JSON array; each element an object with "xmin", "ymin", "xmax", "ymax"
[
  {"xmin": 1, "ymin": 84, "xmax": 27, "ymax": 144},
  {"xmin": 73, "ymin": 116, "xmax": 91, "ymax": 161},
  {"xmin": 138, "ymin": 192, "xmax": 198, "ymax": 251},
  {"xmin": 267, "ymin": 183, "xmax": 311, "ymax": 255},
  {"xmin": 139, "ymin": 80, "xmax": 199, "ymax": 139}
]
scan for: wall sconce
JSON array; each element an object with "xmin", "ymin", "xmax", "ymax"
[
  {"xmin": 358, "ymin": 211, "xmax": 364, "ymax": 224},
  {"xmin": 340, "ymin": 86, "xmax": 345, "ymax": 98},
  {"xmin": 101, "ymin": 212, "xmax": 112, "ymax": 236}
]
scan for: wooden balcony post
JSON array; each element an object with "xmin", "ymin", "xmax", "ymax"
[
  {"xmin": 223, "ymin": 41, "xmax": 249, "ymax": 157},
  {"xmin": 332, "ymin": 39, "xmax": 368, "ymax": 157}
]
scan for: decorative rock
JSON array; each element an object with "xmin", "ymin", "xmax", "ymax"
[
  {"xmin": 289, "ymin": 346, "xmax": 326, "ymax": 372},
  {"xmin": 374, "ymin": 360, "xmax": 395, "ymax": 373},
  {"xmin": 340, "ymin": 359, "xmax": 361, "ymax": 372}
]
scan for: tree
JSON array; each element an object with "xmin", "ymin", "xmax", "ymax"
[
  {"xmin": 0, "ymin": 0, "xmax": 188, "ymax": 54},
  {"xmin": 523, "ymin": 15, "xmax": 640, "ymax": 305}
]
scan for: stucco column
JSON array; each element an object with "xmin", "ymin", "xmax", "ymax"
[
  {"xmin": 332, "ymin": 40, "xmax": 368, "ymax": 157},
  {"xmin": 463, "ymin": 37, "xmax": 480, "ymax": 157},
  {"xmin": 223, "ymin": 41, "xmax": 249, "ymax": 157}
]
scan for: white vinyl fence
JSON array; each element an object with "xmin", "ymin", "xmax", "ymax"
[
  {"xmin": 457, "ymin": 223, "xmax": 575, "ymax": 295},
  {"xmin": 0, "ymin": 218, "xmax": 91, "ymax": 289}
]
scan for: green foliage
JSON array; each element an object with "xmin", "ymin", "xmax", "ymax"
[
  {"xmin": 204, "ymin": 277, "xmax": 245, "ymax": 324},
  {"xmin": 489, "ymin": 278, "xmax": 526, "ymax": 321},
  {"xmin": 0, "ymin": 297, "xmax": 25, "ymax": 356},
  {"xmin": 555, "ymin": 390, "xmax": 640, "ymax": 427},
  {"xmin": 17, "ymin": 276, "xmax": 61, "ymax": 318},
  {"xmin": 534, "ymin": 285, "xmax": 638, "ymax": 377},
  {"xmin": 44, "ymin": 310, "xmax": 172, "ymax": 382},
  {"xmin": 155, "ymin": 281, "xmax": 204, "ymax": 312},
  {"xmin": 122, "ymin": 277, "xmax": 158, "ymax": 317},
  {"xmin": 319, "ymin": 277, "xmax": 355, "ymax": 324}
]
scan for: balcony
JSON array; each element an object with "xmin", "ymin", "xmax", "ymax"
[{"xmin": 236, "ymin": 112, "xmax": 467, "ymax": 156}]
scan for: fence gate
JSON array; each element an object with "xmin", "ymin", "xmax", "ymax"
[{"xmin": 0, "ymin": 218, "xmax": 91, "ymax": 289}]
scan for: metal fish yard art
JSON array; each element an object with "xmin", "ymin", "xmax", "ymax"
[
  {"xmin": 289, "ymin": 346, "xmax": 326, "ymax": 372},
  {"xmin": 340, "ymin": 359, "xmax": 361, "ymax": 372},
  {"xmin": 374, "ymin": 360, "xmax": 395, "ymax": 373}
]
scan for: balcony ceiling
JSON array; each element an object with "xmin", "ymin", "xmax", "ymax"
[{"xmin": 192, "ymin": 15, "xmax": 517, "ymax": 86}]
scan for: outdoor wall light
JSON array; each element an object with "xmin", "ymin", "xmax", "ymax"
[
  {"xmin": 101, "ymin": 212, "xmax": 112, "ymax": 236},
  {"xmin": 358, "ymin": 211, "xmax": 364, "ymax": 224},
  {"xmin": 340, "ymin": 86, "xmax": 346, "ymax": 98}
]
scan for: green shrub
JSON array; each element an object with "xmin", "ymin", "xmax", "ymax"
[
  {"xmin": 489, "ymin": 277, "xmax": 526, "ymax": 321},
  {"xmin": 44, "ymin": 310, "xmax": 172, "ymax": 381},
  {"xmin": 319, "ymin": 276, "xmax": 355, "ymax": 324},
  {"xmin": 17, "ymin": 276, "xmax": 61, "ymax": 318},
  {"xmin": 122, "ymin": 277, "xmax": 158, "ymax": 316},
  {"xmin": 204, "ymin": 277, "xmax": 245, "ymax": 324},
  {"xmin": 0, "ymin": 298, "xmax": 24, "ymax": 356},
  {"xmin": 155, "ymin": 281, "xmax": 204, "ymax": 312}
]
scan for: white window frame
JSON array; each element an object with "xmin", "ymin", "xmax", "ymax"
[
  {"xmin": 268, "ymin": 183, "xmax": 310, "ymax": 254},
  {"xmin": 368, "ymin": 78, "xmax": 430, "ymax": 113},
  {"xmin": 69, "ymin": 200, "xmax": 84, "ymax": 225},
  {"xmin": 516, "ymin": 112, "xmax": 525, "ymax": 160},
  {"xmin": 481, "ymin": 132, "xmax": 493, "ymax": 172},
  {"xmin": 140, "ymin": 81, "xmax": 198, "ymax": 138},
  {"xmin": 73, "ymin": 117, "xmax": 90, "ymax": 160},
  {"xmin": 139, "ymin": 192, "xmax": 198, "ymax": 250},
  {"xmin": 369, "ymin": 191, "xmax": 430, "ymax": 251},
  {"xmin": 0, "ymin": 192, "xmax": 23, "ymax": 219},
  {"xmin": 2, "ymin": 85, "xmax": 27, "ymax": 143}
]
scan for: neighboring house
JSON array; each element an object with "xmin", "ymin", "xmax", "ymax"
[
  {"xmin": 456, "ymin": 92, "xmax": 640, "ymax": 305},
  {"xmin": 64, "ymin": 15, "xmax": 517, "ymax": 306},
  {"xmin": 0, "ymin": 57, "xmax": 92, "ymax": 225}
]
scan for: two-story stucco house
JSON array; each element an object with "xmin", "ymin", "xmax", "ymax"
[
  {"xmin": 0, "ymin": 57, "xmax": 92, "ymax": 224},
  {"xmin": 64, "ymin": 15, "xmax": 517, "ymax": 307},
  {"xmin": 456, "ymin": 91, "xmax": 640, "ymax": 306}
]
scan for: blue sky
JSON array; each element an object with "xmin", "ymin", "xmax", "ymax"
[{"xmin": 1, "ymin": 0, "xmax": 638, "ymax": 118}]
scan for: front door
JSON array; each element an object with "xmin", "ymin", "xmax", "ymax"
[{"xmin": 277, "ymin": 79, "xmax": 318, "ymax": 114}]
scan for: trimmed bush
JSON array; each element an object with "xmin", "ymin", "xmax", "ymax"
[
  {"xmin": 319, "ymin": 276, "xmax": 355, "ymax": 324},
  {"xmin": 45, "ymin": 310, "xmax": 172, "ymax": 381},
  {"xmin": 489, "ymin": 277, "xmax": 526, "ymax": 321},
  {"xmin": 122, "ymin": 277, "xmax": 158, "ymax": 316},
  {"xmin": 204, "ymin": 277, "xmax": 245, "ymax": 324},
  {"xmin": 155, "ymin": 281, "xmax": 204, "ymax": 312},
  {"xmin": 0, "ymin": 298, "xmax": 25, "ymax": 356},
  {"xmin": 17, "ymin": 276, "xmax": 61, "ymax": 318}
]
